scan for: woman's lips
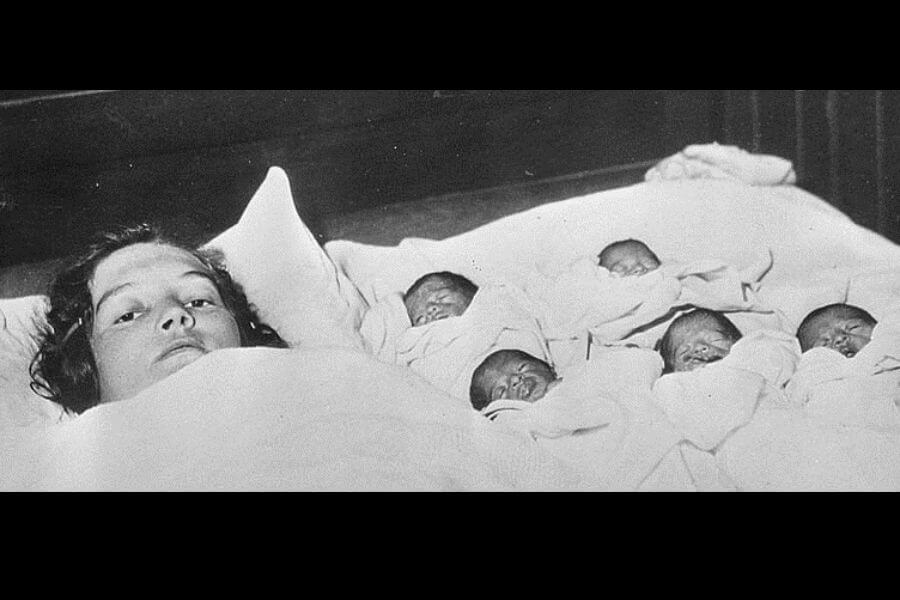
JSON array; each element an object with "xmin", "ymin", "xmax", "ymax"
[{"xmin": 157, "ymin": 341, "xmax": 205, "ymax": 363}]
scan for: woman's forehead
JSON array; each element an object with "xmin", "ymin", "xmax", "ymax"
[{"xmin": 90, "ymin": 243, "xmax": 209, "ymax": 298}]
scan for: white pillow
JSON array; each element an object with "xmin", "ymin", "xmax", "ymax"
[
  {"xmin": 205, "ymin": 167, "xmax": 368, "ymax": 350},
  {"xmin": 1, "ymin": 167, "xmax": 369, "ymax": 429},
  {"xmin": 0, "ymin": 296, "xmax": 69, "ymax": 429}
]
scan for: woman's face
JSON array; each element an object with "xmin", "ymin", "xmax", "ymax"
[{"xmin": 89, "ymin": 243, "xmax": 242, "ymax": 405}]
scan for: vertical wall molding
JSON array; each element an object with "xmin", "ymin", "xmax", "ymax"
[
  {"xmin": 794, "ymin": 90, "xmax": 805, "ymax": 184},
  {"xmin": 750, "ymin": 90, "xmax": 762, "ymax": 152},
  {"xmin": 825, "ymin": 90, "xmax": 842, "ymax": 209},
  {"xmin": 874, "ymin": 90, "xmax": 888, "ymax": 236}
]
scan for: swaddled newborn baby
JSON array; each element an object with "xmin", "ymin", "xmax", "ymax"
[
  {"xmin": 469, "ymin": 349, "xmax": 560, "ymax": 411},
  {"xmin": 653, "ymin": 308, "xmax": 801, "ymax": 454},
  {"xmin": 359, "ymin": 270, "xmax": 479, "ymax": 364},
  {"xmin": 471, "ymin": 345, "xmax": 686, "ymax": 490},
  {"xmin": 796, "ymin": 303, "xmax": 876, "ymax": 358},
  {"xmin": 787, "ymin": 303, "xmax": 900, "ymax": 429},
  {"xmin": 657, "ymin": 308, "xmax": 744, "ymax": 373},
  {"xmin": 597, "ymin": 239, "xmax": 661, "ymax": 278},
  {"xmin": 403, "ymin": 271, "xmax": 479, "ymax": 327}
]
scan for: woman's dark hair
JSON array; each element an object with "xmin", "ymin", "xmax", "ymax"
[
  {"xmin": 29, "ymin": 224, "xmax": 287, "ymax": 415},
  {"xmin": 656, "ymin": 308, "xmax": 743, "ymax": 374}
]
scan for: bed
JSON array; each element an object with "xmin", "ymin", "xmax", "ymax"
[{"xmin": 1, "ymin": 145, "xmax": 899, "ymax": 491}]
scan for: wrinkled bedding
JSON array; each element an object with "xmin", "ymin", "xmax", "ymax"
[{"xmin": 3, "ymin": 146, "xmax": 900, "ymax": 491}]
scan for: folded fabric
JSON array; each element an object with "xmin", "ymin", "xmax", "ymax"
[
  {"xmin": 524, "ymin": 253, "xmax": 775, "ymax": 351},
  {"xmin": 725, "ymin": 329, "xmax": 802, "ymax": 390},
  {"xmin": 394, "ymin": 283, "xmax": 552, "ymax": 401},
  {"xmin": 358, "ymin": 292, "xmax": 412, "ymax": 363},
  {"xmin": 653, "ymin": 364, "xmax": 765, "ymax": 451},
  {"xmin": 645, "ymin": 142, "xmax": 797, "ymax": 186}
]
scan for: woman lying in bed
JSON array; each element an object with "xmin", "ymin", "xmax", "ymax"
[{"xmin": 29, "ymin": 224, "xmax": 287, "ymax": 414}]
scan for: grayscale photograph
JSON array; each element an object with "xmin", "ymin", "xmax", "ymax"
[{"xmin": 1, "ymin": 90, "xmax": 898, "ymax": 491}]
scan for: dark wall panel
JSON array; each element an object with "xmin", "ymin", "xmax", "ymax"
[
  {"xmin": 2, "ymin": 90, "xmax": 714, "ymax": 267},
  {"xmin": 716, "ymin": 89, "xmax": 900, "ymax": 244}
]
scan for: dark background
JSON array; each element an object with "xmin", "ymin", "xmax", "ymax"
[{"xmin": 2, "ymin": 90, "xmax": 898, "ymax": 268}]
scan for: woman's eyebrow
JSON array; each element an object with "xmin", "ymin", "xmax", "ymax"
[
  {"xmin": 181, "ymin": 270, "xmax": 218, "ymax": 286},
  {"xmin": 95, "ymin": 282, "xmax": 134, "ymax": 314},
  {"xmin": 95, "ymin": 270, "xmax": 217, "ymax": 313}
]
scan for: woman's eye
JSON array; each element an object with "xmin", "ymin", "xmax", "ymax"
[
  {"xmin": 114, "ymin": 311, "xmax": 137, "ymax": 324},
  {"xmin": 186, "ymin": 299, "xmax": 213, "ymax": 309}
]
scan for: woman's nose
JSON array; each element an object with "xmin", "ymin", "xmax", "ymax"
[{"xmin": 160, "ymin": 306, "xmax": 195, "ymax": 332}]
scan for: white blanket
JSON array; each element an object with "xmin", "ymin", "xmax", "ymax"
[
  {"xmin": 483, "ymin": 347, "xmax": 684, "ymax": 490},
  {"xmin": 7, "ymin": 149, "xmax": 900, "ymax": 491},
  {"xmin": 0, "ymin": 348, "xmax": 587, "ymax": 491},
  {"xmin": 527, "ymin": 253, "xmax": 772, "ymax": 336},
  {"xmin": 645, "ymin": 142, "xmax": 798, "ymax": 186}
]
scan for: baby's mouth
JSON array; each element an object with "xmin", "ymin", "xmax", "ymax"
[
  {"xmin": 685, "ymin": 354, "xmax": 723, "ymax": 369},
  {"xmin": 517, "ymin": 379, "xmax": 535, "ymax": 400}
]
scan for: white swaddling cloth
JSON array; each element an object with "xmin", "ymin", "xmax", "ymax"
[
  {"xmin": 394, "ymin": 283, "xmax": 552, "ymax": 402},
  {"xmin": 785, "ymin": 310, "xmax": 900, "ymax": 431},
  {"xmin": 524, "ymin": 251, "xmax": 775, "ymax": 359},
  {"xmin": 645, "ymin": 142, "xmax": 797, "ymax": 186},
  {"xmin": 482, "ymin": 347, "xmax": 684, "ymax": 490},
  {"xmin": 358, "ymin": 292, "xmax": 412, "ymax": 364},
  {"xmin": 652, "ymin": 329, "xmax": 800, "ymax": 451}
]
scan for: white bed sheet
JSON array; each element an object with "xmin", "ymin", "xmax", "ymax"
[{"xmin": 4, "ymin": 167, "xmax": 900, "ymax": 491}]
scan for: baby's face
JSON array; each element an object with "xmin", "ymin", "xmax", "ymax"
[
  {"xmin": 600, "ymin": 244, "xmax": 660, "ymax": 277},
  {"xmin": 799, "ymin": 313, "xmax": 874, "ymax": 358},
  {"xmin": 405, "ymin": 279, "xmax": 471, "ymax": 327},
  {"xmin": 476, "ymin": 352, "xmax": 557, "ymax": 404},
  {"xmin": 669, "ymin": 320, "xmax": 737, "ymax": 372}
]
